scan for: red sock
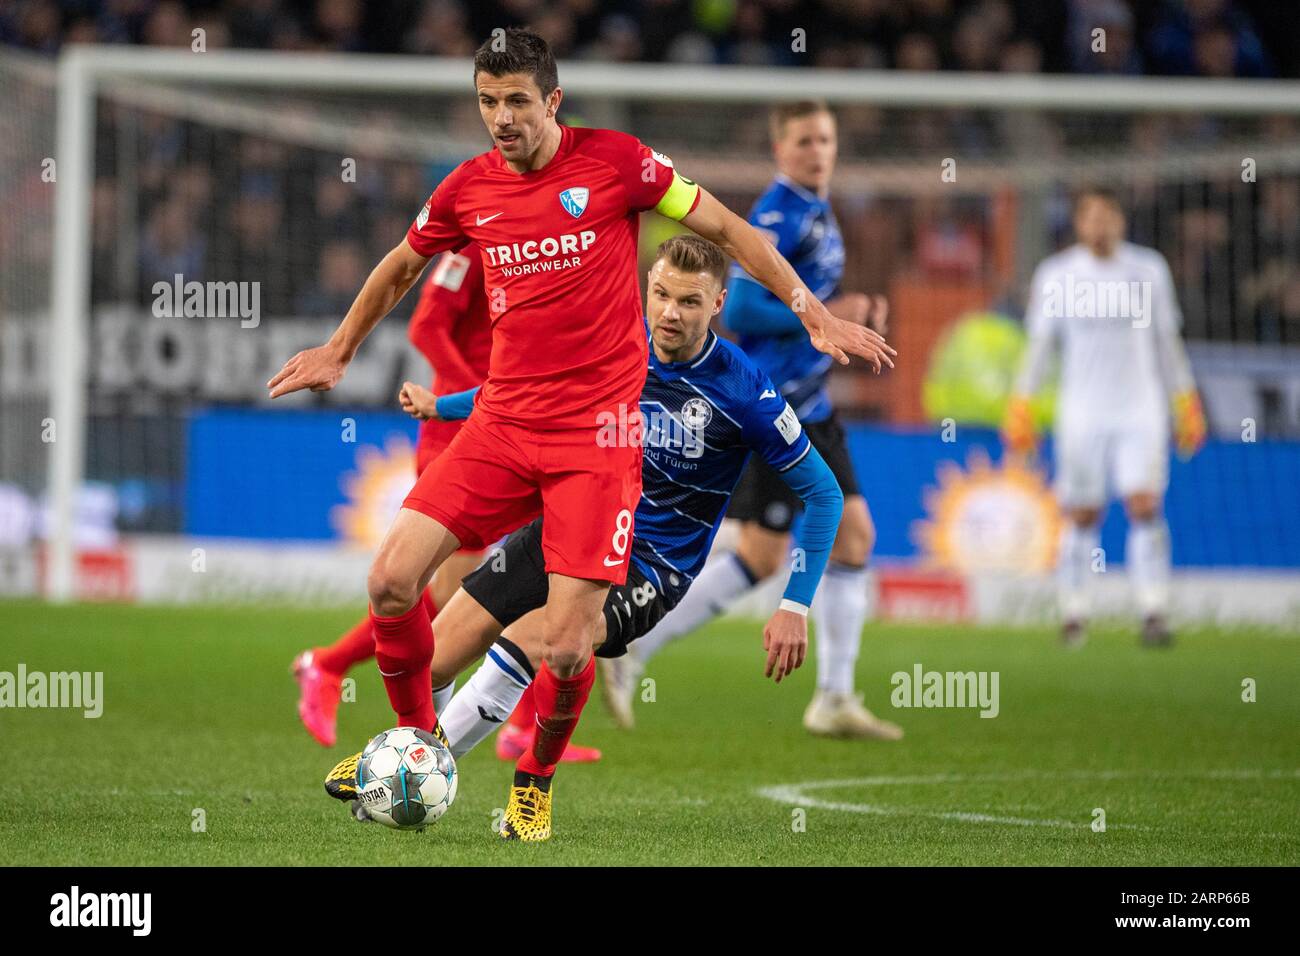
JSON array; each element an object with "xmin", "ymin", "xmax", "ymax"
[
  {"xmin": 517, "ymin": 657, "xmax": 595, "ymax": 777},
  {"xmin": 506, "ymin": 683, "xmax": 537, "ymax": 731},
  {"xmin": 313, "ymin": 584, "xmax": 434, "ymax": 677},
  {"xmin": 314, "ymin": 616, "xmax": 375, "ymax": 676},
  {"xmin": 370, "ymin": 601, "xmax": 436, "ymax": 732}
]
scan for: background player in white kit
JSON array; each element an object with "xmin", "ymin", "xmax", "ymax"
[{"xmin": 1003, "ymin": 187, "xmax": 1207, "ymax": 647}]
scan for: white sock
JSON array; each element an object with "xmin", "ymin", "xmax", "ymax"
[
  {"xmin": 439, "ymin": 641, "xmax": 530, "ymax": 759},
  {"xmin": 1058, "ymin": 521, "xmax": 1099, "ymax": 622},
  {"xmin": 630, "ymin": 553, "xmax": 757, "ymax": 663},
  {"xmin": 431, "ymin": 679, "xmax": 456, "ymax": 716},
  {"xmin": 1128, "ymin": 518, "xmax": 1171, "ymax": 617},
  {"xmin": 811, "ymin": 561, "xmax": 869, "ymax": 694}
]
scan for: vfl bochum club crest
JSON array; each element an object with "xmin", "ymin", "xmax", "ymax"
[{"xmin": 559, "ymin": 186, "xmax": 590, "ymax": 218}]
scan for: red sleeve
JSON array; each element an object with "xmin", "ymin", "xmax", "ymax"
[
  {"xmin": 405, "ymin": 160, "xmax": 473, "ymax": 257},
  {"xmin": 626, "ymin": 139, "xmax": 680, "ymax": 212},
  {"xmin": 587, "ymin": 129, "xmax": 678, "ymax": 213},
  {"xmin": 453, "ymin": 246, "xmax": 488, "ymax": 325},
  {"xmin": 407, "ymin": 248, "xmax": 479, "ymax": 386}
]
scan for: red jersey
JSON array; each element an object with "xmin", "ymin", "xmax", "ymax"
[
  {"xmin": 407, "ymin": 243, "xmax": 491, "ymax": 397},
  {"xmin": 405, "ymin": 125, "xmax": 691, "ymax": 430}
]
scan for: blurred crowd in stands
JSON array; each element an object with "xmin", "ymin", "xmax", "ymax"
[
  {"xmin": 3, "ymin": 0, "xmax": 1298, "ymax": 347},
  {"xmin": 4, "ymin": 0, "xmax": 1298, "ymax": 78}
]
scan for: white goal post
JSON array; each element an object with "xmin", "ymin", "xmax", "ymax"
[{"xmin": 45, "ymin": 45, "xmax": 1300, "ymax": 601}]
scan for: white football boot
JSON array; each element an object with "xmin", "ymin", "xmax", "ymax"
[
  {"xmin": 803, "ymin": 690, "xmax": 904, "ymax": 740},
  {"xmin": 598, "ymin": 654, "xmax": 642, "ymax": 730}
]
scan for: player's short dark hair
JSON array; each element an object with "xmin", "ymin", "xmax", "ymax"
[
  {"xmin": 1073, "ymin": 185, "xmax": 1122, "ymax": 213},
  {"xmin": 655, "ymin": 235, "xmax": 728, "ymax": 288},
  {"xmin": 473, "ymin": 28, "xmax": 558, "ymax": 98},
  {"xmin": 769, "ymin": 100, "xmax": 834, "ymax": 143}
]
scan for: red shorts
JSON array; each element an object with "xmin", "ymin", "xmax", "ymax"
[
  {"xmin": 416, "ymin": 418, "xmax": 463, "ymax": 475},
  {"xmin": 416, "ymin": 418, "xmax": 482, "ymax": 556},
  {"xmin": 403, "ymin": 410, "xmax": 641, "ymax": 584}
]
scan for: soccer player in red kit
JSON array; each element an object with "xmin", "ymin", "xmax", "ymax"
[
  {"xmin": 268, "ymin": 28, "xmax": 894, "ymax": 841},
  {"xmin": 291, "ymin": 245, "xmax": 491, "ymax": 747},
  {"xmin": 293, "ymin": 241, "xmax": 602, "ymax": 760}
]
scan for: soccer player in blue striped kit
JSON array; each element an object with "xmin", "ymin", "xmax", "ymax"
[{"xmin": 603, "ymin": 101, "xmax": 902, "ymax": 740}]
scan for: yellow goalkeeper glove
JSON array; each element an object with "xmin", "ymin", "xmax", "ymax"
[
  {"xmin": 1001, "ymin": 395, "xmax": 1037, "ymax": 456},
  {"xmin": 1173, "ymin": 390, "xmax": 1207, "ymax": 459}
]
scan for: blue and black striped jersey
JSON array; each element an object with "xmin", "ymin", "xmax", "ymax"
[
  {"xmin": 725, "ymin": 174, "xmax": 845, "ymax": 423},
  {"xmin": 631, "ymin": 324, "xmax": 811, "ymax": 604}
]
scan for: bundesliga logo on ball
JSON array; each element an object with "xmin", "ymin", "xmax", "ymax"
[{"xmin": 355, "ymin": 727, "xmax": 458, "ymax": 830}]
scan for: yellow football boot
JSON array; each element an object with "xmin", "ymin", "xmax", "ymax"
[{"xmin": 500, "ymin": 776, "xmax": 553, "ymax": 842}]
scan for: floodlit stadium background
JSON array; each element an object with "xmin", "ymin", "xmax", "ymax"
[{"xmin": 1, "ymin": 0, "xmax": 1298, "ymax": 629}]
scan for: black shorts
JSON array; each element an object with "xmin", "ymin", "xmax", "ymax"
[
  {"xmin": 459, "ymin": 517, "xmax": 676, "ymax": 660},
  {"xmin": 727, "ymin": 412, "xmax": 860, "ymax": 533}
]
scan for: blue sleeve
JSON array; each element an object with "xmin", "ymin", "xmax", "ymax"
[
  {"xmin": 738, "ymin": 374, "xmax": 810, "ymax": 473},
  {"xmin": 723, "ymin": 274, "xmax": 807, "ymax": 336},
  {"xmin": 776, "ymin": 447, "xmax": 843, "ymax": 610},
  {"xmin": 733, "ymin": 364, "xmax": 838, "ymax": 608},
  {"xmin": 433, "ymin": 386, "xmax": 479, "ymax": 421}
]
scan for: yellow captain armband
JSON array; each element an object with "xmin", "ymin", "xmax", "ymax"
[{"xmin": 654, "ymin": 171, "xmax": 701, "ymax": 221}]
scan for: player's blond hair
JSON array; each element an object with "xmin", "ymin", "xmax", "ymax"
[
  {"xmin": 655, "ymin": 235, "xmax": 727, "ymax": 288},
  {"xmin": 769, "ymin": 100, "xmax": 834, "ymax": 143}
]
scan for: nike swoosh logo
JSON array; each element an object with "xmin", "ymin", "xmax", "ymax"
[
  {"xmin": 476, "ymin": 212, "xmax": 503, "ymax": 225},
  {"xmin": 603, "ymin": 556, "xmax": 625, "ymax": 567},
  {"xmin": 478, "ymin": 706, "xmax": 503, "ymax": 723},
  {"xmin": 377, "ymin": 667, "xmax": 406, "ymax": 677}
]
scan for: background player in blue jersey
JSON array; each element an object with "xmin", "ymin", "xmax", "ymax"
[
  {"xmin": 613, "ymin": 101, "xmax": 901, "ymax": 741},
  {"xmin": 323, "ymin": 236, "xmax": 846, "ymax": 806}
]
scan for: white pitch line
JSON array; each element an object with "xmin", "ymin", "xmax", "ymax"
[
  {"xmin": 756, "ymin": 769, "xmax": 1300, "ymax": 831},
  {"xmin": 756, "ymin": 781, "xmax": 1114, "ymax": 829},
  {"xmin": 757, "ymin": 784, "xmax": 1097, "ymax": 829}
]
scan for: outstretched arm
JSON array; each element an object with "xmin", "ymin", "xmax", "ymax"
[
  {"xmin": 681, "ymin": 188, "xmax": 893, "ymax": 370},
  {"xmin": 725, "ymin": 275, "xmax": 882, "ymax": 338},
  {"xmin": 268, "ymin": 238, "xmax": 431, "ymax": 398},
  {"xmin": 760, "ymin": 446, "xmax": 844, "ymax": 683},
  {"xmin": 723, "ymin": 274, "xmax": 809, "ymax": 336}
]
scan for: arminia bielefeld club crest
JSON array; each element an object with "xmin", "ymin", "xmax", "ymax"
[
  {"xmin": 559, "ymin": 186, "xmax": 589, "ymax": 218},
  {"xmin": 681, "ymin": 397, "xmax": 713, "ymax": 430}
]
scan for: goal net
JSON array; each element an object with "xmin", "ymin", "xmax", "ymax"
[
  {"xmin": 10, "ymin": 47, "xmax": 1300, "ymax": 622},
  {"xmin": 0, "ymin": 52, "xmax": 55, "ymax": 595}
]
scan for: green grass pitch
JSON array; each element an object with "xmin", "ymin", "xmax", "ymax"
[{"xmin": 1, "ymin": 599, "xmax": 1296, "ymax": 866}]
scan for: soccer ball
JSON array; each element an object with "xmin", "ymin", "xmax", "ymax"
[{"xmin": 355, "ymin": 727, "xmax": 458, "ymax": 830}]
